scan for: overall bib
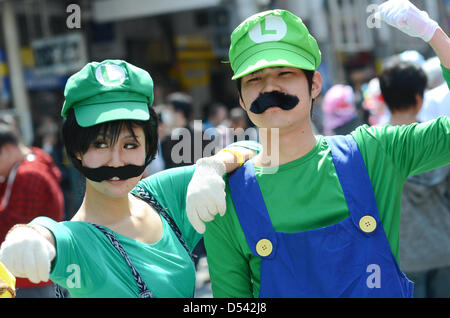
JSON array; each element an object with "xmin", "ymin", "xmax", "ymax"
[{"xmin": 228, "ymin": 135, "xmax": 413, "ymax": 297}]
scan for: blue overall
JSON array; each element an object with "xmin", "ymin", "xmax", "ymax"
[{"xmin": 228, "ymin": 135, "xmax": 413, "ymax": 297}]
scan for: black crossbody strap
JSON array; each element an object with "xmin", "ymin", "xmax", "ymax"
[{"xmin": 91, "ymin": 224, "xmax": 153, "ymax": 298}]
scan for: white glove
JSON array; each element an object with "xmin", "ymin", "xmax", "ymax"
[
  {"xmin": 0, "ymin": 226, "xmax": 55, "ymax": 284},
  {"xmin": 186, "ymin": 157, "xmax": 227, "ymax": 234},
  {"xmin": 378, "ymin": 0, "xmax": 439, "ymax": 42}
]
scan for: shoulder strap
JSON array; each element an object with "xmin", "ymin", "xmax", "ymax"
[
  {"xmin": 91, "ymin": 223, "xmax": 153, "ymax": 298},
  {"xmin": 325, "ymin": 135, "xmax": 381, "ymax": 231},
  {"xmin": 133, "ymin": 186, "xmax": 194, "ymax": 262},
  {"xmin": 228, "ymin": 160, "xmax": 277, "ymax": 259}
]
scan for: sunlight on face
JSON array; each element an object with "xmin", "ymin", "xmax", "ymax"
[
  {"xmin": 80, "ymin": 124, "xmax": 146, "ymax": 199},
  {"xmin": 240, "ymin": 67, "xmax": 311, "ymax": 130}
]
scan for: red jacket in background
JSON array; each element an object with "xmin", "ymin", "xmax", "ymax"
[{"xmin": 0, "ymin": 147, "xmax": 64, "ymax": 288}]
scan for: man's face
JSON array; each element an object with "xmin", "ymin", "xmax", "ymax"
[{"xmin": 239, "ymin": 66, "xmax": 321, "ymax": 132}]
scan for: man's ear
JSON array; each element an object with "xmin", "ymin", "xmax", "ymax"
[
  {"xmin": 239, "ymin": 95, "xmax": 246, "ymax": 110},
  {"xmin": 311, "ymin": 71, "xmax": 323, "ymax": 99},
  {"xmin": 414, "ymin": 94, "xmax": 424, "ymax": 113}
]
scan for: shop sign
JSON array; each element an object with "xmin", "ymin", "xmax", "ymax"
[{"xmin": 32, "ymin": 32, "xmax": 88, "ymax": 76}]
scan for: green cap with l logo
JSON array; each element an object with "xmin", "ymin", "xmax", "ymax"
[
  {"xmin": 229, "ymin": 9, "xmax": 321, "ymax": 80},
  {"xmin": 61, "ymin": 59, "xmax": 153, "ymax": 127}
]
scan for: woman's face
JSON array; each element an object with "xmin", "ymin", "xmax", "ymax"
[{"xmin": 78, "ymin": 124, "xmax": 146, "ymax": 198}]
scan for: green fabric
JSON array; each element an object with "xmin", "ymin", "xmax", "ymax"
[
  {"xmin": 442, "ymin": 65, "xmax": 450, "ymax": 90},
  {"xmin": 204, "ymin": 117, "xmax": 450, "ymax": 297},
  {"xmin": 229, "ymin": 9, "xmax": 321, "ymax": 80},
  {"xmin": 30, "ymin": 165, "xmax": 200, "ymax": 298},
  {"xmin": 61, "ymin": 60, "xmax": 153, "ymax": 127}
]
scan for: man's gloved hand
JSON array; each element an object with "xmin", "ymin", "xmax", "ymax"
[
  {"xmin": 378, "ymin": 0, "xmax": 439, "ymax": 42},
  {"xmin": 0, "ymin": 225, "xmax": 55, "ymax": 284},
  {"xmin": 186, "ymin": 157, "xmax": 227, "ymax": 234}
]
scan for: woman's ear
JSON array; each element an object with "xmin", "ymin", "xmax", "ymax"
[{"xmin": 311, "ymin": 71, "xmax": 323, "ymax": 99}]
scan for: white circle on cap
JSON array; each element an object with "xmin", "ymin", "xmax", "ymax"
[
  {"xmin": 95, "ymin": 64, "xmax": 126, "ymax": 87},
  {"xmin": 249, "ymin": 15, "xmax": 287, "ymax": 43}
]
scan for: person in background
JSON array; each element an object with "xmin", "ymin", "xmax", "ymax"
[
  {"xmin": 379, "ymin": 60, "xmax": 450, "ymax": 298},
  {"xmin": 202, "ymin": 102, "xmax": 230, "ymax": 150},
  {"xmin": 379, "ymin": 61, "xmax": 427, "ymax": 126},
  {"xmin": 322, "ymin": 84, "xmax": 364, "ymax": 136},
  {"xmin": 397, "ymin": 50, "xmax": 425, "ymax": 68},
  {"xmin": 36, "ymin": 116, "xmax": 73, "ymax": 220},
  {"xmin": 0, "ymin": 118, "xmax": 64, "ymax": 298},
  {"xmin": 361, "ymin": 78, "xmax": 390, "ymax": 126},
  {"xmin": 423, "ymin": 56, "xmax": 445, "ymax": 90},
  {"xmin": 418, "ymin": 56, "xmax": 450, "ymax": 123},
  {"xmin": 143, "ymin": 105, "xmax": 166, "ymax": 177},
  {"xmin": 224, "ymin": 107, "xmax": 259, "ymax": 146},
  {"xmin": 202, "ymin": 102, "xmax": 229, "ymax": 138},
  {"xmin": 161, "ymin": 92, "xmax": 210, "ymax": 169}
]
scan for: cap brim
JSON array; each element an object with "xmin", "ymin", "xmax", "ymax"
[
  {"xmin": 74, "ymin": 101, "xmax": 150, "ymax": 127},
  {"xmin": 231, "ymin": 49, "xmax": 316, "ymax": 80}
]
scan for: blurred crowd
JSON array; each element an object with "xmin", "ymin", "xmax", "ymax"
[{"xmin": 315, "ymin": 51, "xmax": 448, "ymax": 137}]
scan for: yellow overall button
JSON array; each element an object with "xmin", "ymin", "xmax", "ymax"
[
  {"xmin": 359, "ymin": 215, "xmax": 377, "ymax": 233},
  {"xmin": 256, "ymin": 239, "xmax": 273, "ymax": 257}
]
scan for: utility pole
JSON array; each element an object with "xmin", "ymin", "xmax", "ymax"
[{"xmin": 2, "ymin": 0, "xmax": 33, "ymax": 145}]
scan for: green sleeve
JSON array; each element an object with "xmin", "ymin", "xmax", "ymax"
[
  {"xmin": 353, "ymin": 116, "xmax": 450, "ymax": 180},
  {"xmin": 131, "ymin": 165, "xmax": 202, "ymax": 251},
  {"xmin": 29, "ymin": 217, "xmax": 102, "ymax": 293},
  {"xmin": 442, "ymin": 65, "xmax": 450, "ymax": 89},
  {"xmin": 351, "ymin": 118, "xmax": 449, "ymax": 261},
  {"xmin": 203, "ymin": 181, "xmax": 255, "ymax": 298}
]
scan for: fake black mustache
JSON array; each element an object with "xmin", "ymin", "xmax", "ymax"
[
  {"xmin": 250, "ymin": 91, "xmax": 300, "ymax": 114},
  {"xmin": 76, "ymin": 164, "xmax": 146, "ymax": 183}
]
